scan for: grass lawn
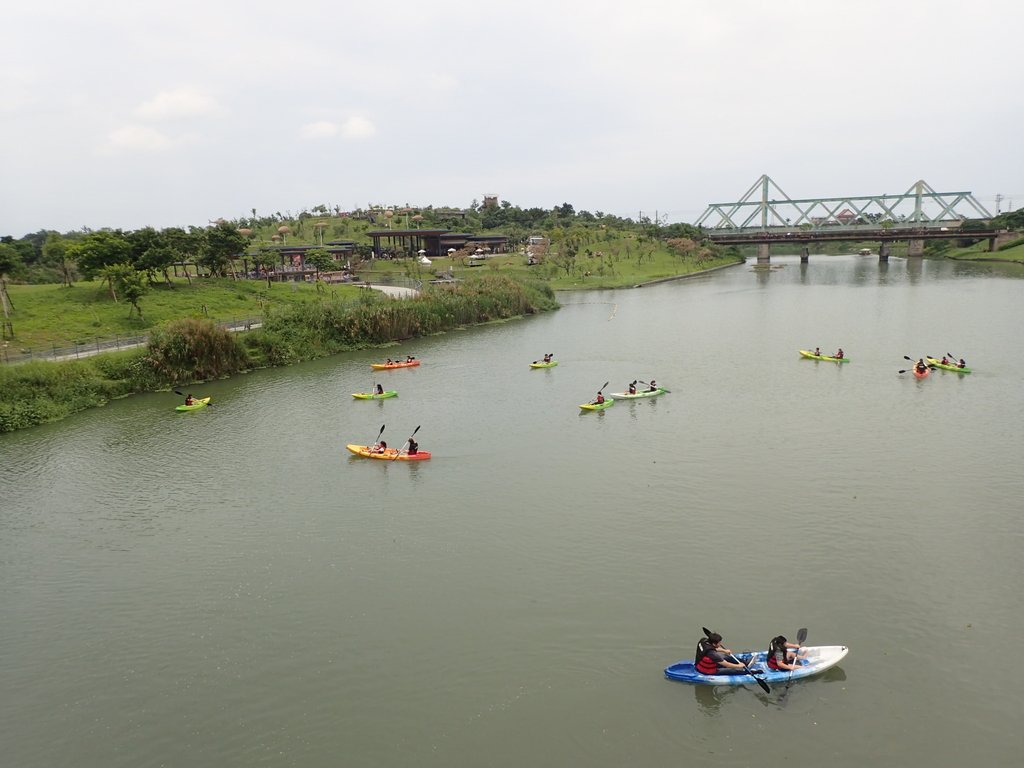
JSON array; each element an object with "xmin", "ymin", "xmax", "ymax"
[
  {"xmin": 3, "ymin": 277, "xmax": 364, "ymax": 350},
  {"xmin": 946, "ymin": 240, "xmax": 1024, "ymax": 262}
]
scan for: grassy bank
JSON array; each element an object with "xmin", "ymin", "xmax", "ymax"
[
  {"xmin": 2, "ymin": 278, "xmax": 364, "ymax": 351},
  {"xmin": 0, "ymin": 275, "xmax": 557, "ymax": 432}
]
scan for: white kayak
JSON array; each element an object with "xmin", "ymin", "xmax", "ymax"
[{"xmin": 664, "ymin": 645, "xmax": 849, "ymax": 685}]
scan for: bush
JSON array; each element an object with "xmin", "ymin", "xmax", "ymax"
[{"xmin": 146, "ymin": 318, "xmax": 249, "ymax": 383}]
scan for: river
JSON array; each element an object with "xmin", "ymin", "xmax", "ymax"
[{"xmin": 2, "ymin": 255, "xmax": 1022, "ymax": 767}]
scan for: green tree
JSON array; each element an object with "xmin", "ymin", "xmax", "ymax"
[
  {"xmin": 42, "ymin": 233, "xmax": 77, "ymax": 287},
  {"xmin": 200, "ymin": 222, "xmax": 247, "ymax": 277},
  {"xmin": 68, "ymin": 230, "xmax": 132, "ymax": 280},
  {"xmin": 305, "ymin": 248, "xmax": 335, "ymax": 279}
]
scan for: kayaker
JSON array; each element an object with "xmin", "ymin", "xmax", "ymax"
[
  {"xmin": 406, "ymin": 355, "xmax": 415, "ymax": 362},
  {"xmin": 375, "ymin": 384, "xmax": 384, "ymax": 395},
  {"xmin": 628, "ymin": 381, "xmax": 637, "ymax": 395},
  {"xmin": 766, "ymin": 635, "xmax": 802, "ymax": 671},
  {"xmin": 941, "ymin": 356, "xmax": 950, "ymax": 365},
  {"xmin": 834, "ymin": 348, "xmax": 844, "ymax": 359},
  {"xmin": 647, "ymin": 380, "xmax": 657, "ymax": 392},
  {"xmin": 407, "ymin": 437, "xmax": 419, "ymax": 456},
  {"xmin": 915, "ymin": 358, "xmax": 928, "ymax": 374},
  {"xmin": 184, "ymin": 393, "xmax": 194, "ymax": 406},
  {"xmin": 385, "ymin": 358, "xmax": 394, "ymax": 365},
  {"xmin": 958, "ymin": 358, "xmax": 967, "ymax": 369},
  {"xmin": 814, "ymin": 347, "xmax": 821, "ymax": 357},
  {"xmin": 371, "ymin": 440, "xmax": 387, "ymax": 454},
  {"xmin": 592, "ymin": 391, "xmax": 605, "ymax": 405},
  {"xmin": 695, "ymin": 632, "xmax": 749, "ymax": 676}
]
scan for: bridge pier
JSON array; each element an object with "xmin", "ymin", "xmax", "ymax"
[
  {"xmin": 990, "ymin": 230, "xmax": 1017, "ymax": 251},
  {"xmin": 756, "ymin": 243, "xmax": 770, "ymax": 264},
  {"xmin": 879, "ymin": 243, "xmax": 890, "ymax": 262},
  {"xmin": 907, "ymin": 239, "xmax": 924, "ymax": 257},
  {"xmin": 800, "ymin": 246, "xmax": 809, "ymax": 263}
]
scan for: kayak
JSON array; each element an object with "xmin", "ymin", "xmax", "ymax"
[
  {"xmin": 352, "ymin": 391, "xmax": 398, "ymax": 399},
  {"xmin": 926, "ymin": 357, "xmax": 971, "ymax": 374},
  {"xmin": 345, "ymin": 444, "xmax": 431, "ymax": 461},
  {"xmin": 530, "ymin": 361, "xmax": 558, "ymax": 368},
  {"xmin": 175, "ymin": 397, "xmax": 211, "ymax": 412},
  {"xmin": 913, "ymin": 367, "xmax": 931, "ymax": 379},
  {"xmin": 799, "ymin": 350, "xmax": 850, "ymax": 363},
  {"xmin": 579, "ymin": 399, "xmax": 614, "ymax": 411},
  {"xmin": 664, "ymin": 645, "xmax": 849, "ymax": 686},
  {"xmin": 609, "ymin": 388, "xmax": 667, "ymax": 399},
  {"xmin": 371, "ymin": 360, "xmax": 420, "ymax": 370}
]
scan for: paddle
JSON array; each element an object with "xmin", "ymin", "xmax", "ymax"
[
  {"xmin": 702, "ymin": 627, "xmax": 770, "ymax": 693},
  {"xmin": 392, "ymin": 425, "xmax": 421, "ymax": 460},
  {"xmin": 637, "ymin": 379, "xmax": 671, "ymax": 393},
  {"xmin": 590, "ymin": 381, "xmax": 609, "ymax": 404},
  {"xmin": 372, "ymin": 423, "xmax": 385, "ymax": 449},
  {"xmin": 786, "ymin": 627, "xmax": 808, "ymax": 690},
  {"xmin": 173, "ymin": 389, "xmax": 211, "ymax": 406}
]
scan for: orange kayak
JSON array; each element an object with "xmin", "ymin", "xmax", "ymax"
[
  {"xmin": 345, "ymin": 444, "xmax": 431, "ymax": 461},
  {"xmin": 370, "ymin": 360, "xmax": 420, "ymax": 370}
]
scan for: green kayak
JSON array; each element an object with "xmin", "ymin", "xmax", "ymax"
[
  {"xmin": 926, "ymin": 358, "xmax": 971, "ymax": 374},
  {"xmin": 579, "ymin": 399, "xmax": 614, "ymax": 411},
  {"xmin": 352, "ymin": 390, "xmax": 398, "ymax": 399},
  {"xmin": 175, "ymin": 397, "xmax": 211, "ymax": 412},
  {"xmin": 530, "ymin": 361, "xmax": 558, "ymax": 368},
  {"xmin": 799, "ymin": 350, "xmax": 850, "ymax": 363}
]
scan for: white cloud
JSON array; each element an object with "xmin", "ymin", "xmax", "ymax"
[
  {"xmin": 300, "ymin": 121, "xmax": 339, "ymax": 139},
  {"xmin": 135, "ymin": 88, "xmax": 224, "ymax": 121},
  {"xmin": 100, "ymin": 124, "xmax": 175, "ymax": 154},
  {"xmin": 340, "ymin": 116, "xmax": 376, "ymax": 139}
]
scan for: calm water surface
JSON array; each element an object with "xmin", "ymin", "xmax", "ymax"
[{"xmin": 2, "ymin": 255, "xmax": 1023, "ymax": 767}]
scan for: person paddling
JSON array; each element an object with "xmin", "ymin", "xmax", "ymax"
[
  {"xmin": 834, "ymin": 348, "xmax": 844, "ymax": 359},
  {"xmin": 647, "ymin": 380, "xmax": 658, "ymax": 392},
  {"xmin": 184, "ymin": 393, "xmax": 195, "ymax": 406},
  {"xmin": 694, "ymin": 632, "xmax": 749, "ymax": 676},
  {"xmin": 371, "ymin": 440, "xmax": 387, "ymax": 454},
  {"xmin": 766, "ymin": 635, "xmax": 802, "ymax": 671},
  {"xmin": 628, "ymin": 381, "xmax": 637, "ymax": 395},
  {"xmin": 407, "ymin": 437, "xmax": 419, "ymax": 456},
  {"xmin": 375, "ymin": 383, "xmax": 384, "ymax": 395},
  {"xmin": 915, "ymin": 358, "xmax": 928, "ymax": 374},
  {"xmin": 592, "ymin": 391, "xmax": 605, "ymax": 405},
  {"xmin": 957, "ymin": 358, "xmax": 967, "ymax": 369}
]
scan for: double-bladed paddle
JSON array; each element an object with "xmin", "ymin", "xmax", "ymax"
[
  {"xmin": 392, "ymin": 425, "xmax": 421, "ymax": 460},
  {"xmin": 174, "ymin": 388, "xmax": 212, "ymax": 406},
  {"xmin": 702, "ymin": 626, "xmax": 770, "ymax": 693},
  {"xmin": 786, "ymin": 627, "xmax": 808, "ymax": 689},
  {"xmin": 637, "ymin": 379, "xmax": 670, "ymax": 393}
]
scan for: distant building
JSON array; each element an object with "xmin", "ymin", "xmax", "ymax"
[{"xmin": 482, "ymin": 194, "xmax": 499, "ymax": 208}]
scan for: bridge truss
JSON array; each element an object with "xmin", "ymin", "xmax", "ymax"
[{"xmin": 695, "ymin": 175, "xmax": 993, "ymax": 232}]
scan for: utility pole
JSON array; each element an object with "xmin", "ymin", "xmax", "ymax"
[{"xmin": 995, "ymin": 194, "xmax": 1003, "ymax": 214}]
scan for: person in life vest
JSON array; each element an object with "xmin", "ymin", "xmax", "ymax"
[
  {"xmin": 834, "ymin": 348, "xmax": 844, "ymax": 359},
  {"xmin": 694, "ymin": 632, "xmax": 750, "ymax": 675},
  {"xmin": 592, "ymin": 391, "xmax": 605, "ymax": 405},
  {"xmin": 628, "ymin": 381, "xmax": 637, "ymax": 395},
  {"xmin": 407, "ymin": 437, "xmax": 419, "ymax": 456},
  {"xmin": 915, "ymin": 358, "xmax": 928, "ymax": 374},
  {"xmin": 957, "ymin": 358, "xmax": 967, "ymax": 369},
  {"xmin": 647, "ymin": 380, "xmax": 658, "ymax": 392},
  {"xmin": 371, "ymin": 440, "xmax": 387, "ymax": 454},
  {"xmin": 814, "ymin": 347, "xmax": 821, "ymax": 357},
  {"xmin": 406, "ymin": 355, "xmax": 415, "ymax": 363},
  {"xmin": 766, "ymin": 635, "xmax": 802, "ymax": 671},
  {"xmin": 375, "ymin": 383, "xmax": 385, "ymax": 395},
  {"xmin": 184, "ymin": 393, "xmax": 195, "ymax": 406}
]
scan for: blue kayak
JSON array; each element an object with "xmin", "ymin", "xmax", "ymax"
[{"xmin": 664, "ymin": 645, "xmax": 848, "ymax": 685}]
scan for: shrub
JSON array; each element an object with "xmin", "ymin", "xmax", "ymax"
[{"xmin": 146, "ymin": 318, "xmax": 248, "ymax": 383}]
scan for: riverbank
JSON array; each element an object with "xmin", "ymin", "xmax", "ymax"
[{"xmin": 0, "ymin": 275, "xmax": 557, "ymax": 433}]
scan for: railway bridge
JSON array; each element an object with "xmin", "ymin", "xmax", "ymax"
[{"xmin": 695, "ymin": 176, "xmax": 1011, "ymax": 262}]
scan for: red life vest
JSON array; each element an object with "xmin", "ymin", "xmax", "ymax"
[
  {"xmin": 695, "ymin": 640, "xmax": 719, "ymax": 675},
  {"xmin": 766, "ymin": 637, "xmax": 787, "ymax": 670}
]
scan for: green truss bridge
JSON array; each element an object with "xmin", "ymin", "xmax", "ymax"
[{"xmin": 696, "ymin": 175, "xmax": 1012, "ymax": 262}]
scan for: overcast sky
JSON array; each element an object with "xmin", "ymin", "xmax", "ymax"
[{"xmin": 2, "ymin": 0, "xmax": 1021, "ymax": 236}]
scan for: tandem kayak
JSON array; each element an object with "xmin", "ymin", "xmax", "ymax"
[
  {"xmin": 530, "ymin": 361, "xmax": 558, "ymax": 368},
  {"xmin": 926, "ymin": 358, "xmax": 971, "ymax": 374},
  {"xmin": 664, "ymin": 645, "xmax": 849, "ymax": 686},
  {"xmin": 799, "ymin": 350, "xmax": 850, "ymax": 363},
  {"xmin": 371, "ymin": 360, "xmax": 420, "ymax": 370},
  {"xmin": 352, "ymin": 391, "xmax": 398, "ymax": 399},
  {"xmin": 579, "ymin": 400, "xmax": 614, "ymax": 411},
  {"xmin": 913, "ymin": 367, "xmax": 931, "ymax": 379},
  {"xmin": 345, "ymin": 444, "xmax": 431, "ymax": 461},
  {"xmin": 175, "ymin": 397, "xmax": 211, "ymax": 412},
  {"xmin": 609, "ymin": 388, "xmax": 668, "ymax": 399}
]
